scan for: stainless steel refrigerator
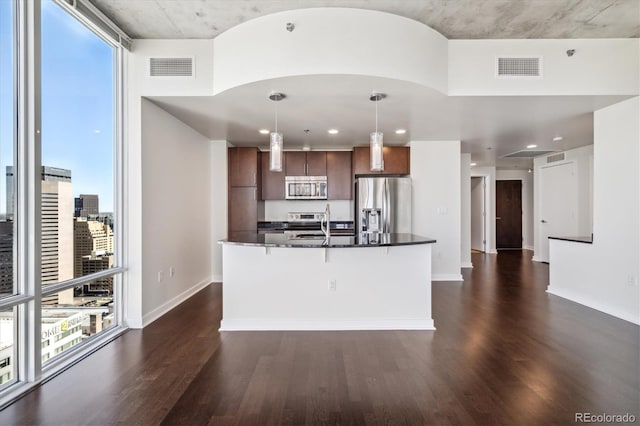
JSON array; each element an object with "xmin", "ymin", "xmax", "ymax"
[{"xmin": 355, "ymin": 177, "xmax": 412, "ymax": 234}]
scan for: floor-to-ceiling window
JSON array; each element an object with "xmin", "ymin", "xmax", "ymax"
[{"xmin": 0, "ymin": 0, "xmax": 126, "ymax": 401}]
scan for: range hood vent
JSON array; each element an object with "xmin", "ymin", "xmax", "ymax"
[
  {"xmin": 496, "ymin": 57, "xmax": 542, "ymax": 78},
  {"xmin": 503, "ymin": 149, "xmax": 558, "ymax": 158},
  {"xmin": 149, "ymin": 57, "xmax": 194, "ymax": 77}
]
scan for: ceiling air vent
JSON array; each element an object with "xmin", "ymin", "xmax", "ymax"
[
  {"xmin": 503, "ymin": 149, "xmax": 558, "ymax": 158},
  {"xmin": 149, "ymin": 57, "xmax": 194, "ymax": 77},
  {"xmin": 496, "ymin": 57, "xmax": 542, "ymax": 78},
  {"xmin": 546, "ymin": 153, "xmax": 565, "ymax": 163}
]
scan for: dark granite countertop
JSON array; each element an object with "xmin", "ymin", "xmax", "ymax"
[
  {"xmin": 220, "ymin": 232, "xmax": 436, "ymax": 248},
  {"xmin": 548, "ymin": 236, "xmax": 593, "ymax": 244}
]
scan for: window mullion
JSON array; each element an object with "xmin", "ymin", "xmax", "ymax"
[{"xmin": 16, "ymin": 0, "xmax": 42, "ymax": 384}]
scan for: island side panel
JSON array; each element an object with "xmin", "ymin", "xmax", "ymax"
[{"xmin": 220, "ymin": 244, "xmax": 434, "ymax": 330}]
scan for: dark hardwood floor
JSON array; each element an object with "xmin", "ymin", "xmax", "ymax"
[{"xmin": 0, "ymin": 251, "xmax": 638, "ymax": 425}]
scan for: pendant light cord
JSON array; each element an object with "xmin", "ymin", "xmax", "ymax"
[
  {"xmin": 275, "ymin": 101, "xmax": 278, "ymax": 133},
  {"xmin": 375, "ymin": 99, "xmax": 378, "ymax": 133}
]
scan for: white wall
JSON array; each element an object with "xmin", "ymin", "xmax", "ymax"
[
  {"xmin": 496, "ymin": 169, "xmax": 534, "ymax": 250},
  {"xmin": 213, "ymin": 8, "xmax": 448, "ymax": 95},
  {"xmin": 125, "ymin": 40, "xmax": 219, "ymax": 327},
  {"xmin": 140, "ymin": 99, "xmax": 213, "ymax": 326},
  {"xmin": 533, "ymin": 145, "xmax": 593, "ymax": 260},
  {"xmin": 210, "ymin": 141, "xmax": 227, "ymax": 282},
  {"xmin": 449, "ymin": 39, "xmax": 640, "ymax": 96},
  {"xmin": 264, "ymin": 200, "xmax": 352, "ymax": 222},
  {"xmin": 471, "ymin": 166, "xmax": 497, "ymax": 254},
  {"xmin": 460, "ymin": 153, "xmax": 472, "ymax": 267},
  {"xmin": 548, "ymin": 97, "xmax": 639, "ymax": 324},
  {"xmin": 411, "ymin": 141, "xmax": 462, "ymax": 280},
  {"xmin": 131, "ymin": 39, "xmax": 214, "ymax": 96}
]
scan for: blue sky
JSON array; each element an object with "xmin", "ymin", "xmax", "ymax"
[{"xmin": 1, "ymin": 0, "xmax": 114, "ymax": 214}]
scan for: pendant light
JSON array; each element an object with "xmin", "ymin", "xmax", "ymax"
[
  {"xmin": 268, "ymin": 92, "xmax": 285, "ymax": 172},
  {"xmin": 369, "ymin": 92, "xmax": 386, "ymax": 171}
]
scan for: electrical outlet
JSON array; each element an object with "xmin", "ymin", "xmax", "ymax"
[
  {"xmin": 626, "ymin": 275, "xmax": 638, "ymax": 287},
  {"xmin": 157, "ymin": 271, "xmax": 163, "ymax": 283},
  {"xmin": 169, "ymin": 267, "xmax": 175, "ymax": 278},
  {"xmin": 328, "ymin": 279, "xmax": 337, "ymax": 291}
]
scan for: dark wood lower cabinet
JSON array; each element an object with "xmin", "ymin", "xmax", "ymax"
[{"xmin": 228, "ymin": 187, "xmax": 259, "ymax": 232}]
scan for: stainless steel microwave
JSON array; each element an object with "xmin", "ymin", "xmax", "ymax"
[{"xmin": 285, "ymin": 176, "xmax": 327, "ymax": 200}]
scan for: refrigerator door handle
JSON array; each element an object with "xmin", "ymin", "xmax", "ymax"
[{"xmin": 383, "ymin": 179, "xmax": 390, "ymax": 233}]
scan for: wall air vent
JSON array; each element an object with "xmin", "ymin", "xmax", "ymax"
[
  {"xmin": 496, "ymin": 57, "xmax": 542, "ymax": 78},
  {"xmin": 503, "ymin": 149, "xmax": 558, "ymax": 158},
  {"xmin": 149, "ymin": 57, "xmax": 194, "ymax": 77},
  {"xmin": 546, "ymin": 153, "xmax": 565, "ymax": 163}
]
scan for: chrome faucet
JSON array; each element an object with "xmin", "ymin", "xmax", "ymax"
[{"xmin": 320, "ymin": 203, "xmax": 331, "ymax": 240}]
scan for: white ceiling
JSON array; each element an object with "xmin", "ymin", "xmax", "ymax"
[
  {"xmin": 92, "ymin": 0, "xmax": 640, "ymax": 39},
  {"xmin": 91, "ymin": 1, "xmax": 638, "ymax": 168},
  {"xmin": 148, "ymin": 75, "xmax": 629, "ymax": 168}
]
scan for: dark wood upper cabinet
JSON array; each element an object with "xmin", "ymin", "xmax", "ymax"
[
  {"xmin": 285, "ymin": 151, "xmax": 327, "ymax": 176},
  {"xmin": 306, "ymin": 152, "xmax": 327, "ymax": 176},
  {"xmin": 261, "ymin": 152, "xmax": 285, "ymax": 200},
  {"xmin": 326, "ymin": 151, "xmax": 352, "ymax": 200},
  {"xmin": 229, "ymin": 147, "xmax": 259, "ymax": 187},
  {"xmin": 352, "ymin": 146, "xmax": 371, "ymax": 176},
  {"xmin": 285, "ymin": 152, "xmax": 306, "ymax": 176},
  {"xmin": 352, "ymin": 146, "xmax": 410, "ymax": 176},
  {"xmin": 382, "ymin": 146, "xmax": 410, "ymax": 175}
]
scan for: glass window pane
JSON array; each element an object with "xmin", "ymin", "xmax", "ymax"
[
  {"xmin": 0, "ymin": 307, "xmax": 17, "ymax": 388},
  {"xmin": 0, "ymin": 0, "xmax": 16, "ymax": 299},
  {"xmin": 40, "ymin": 0, "xmax": 115, "ymax": 287},
  {"xmin": 42, "ymin": 278, "xmax": 115, "ymax": 363}
]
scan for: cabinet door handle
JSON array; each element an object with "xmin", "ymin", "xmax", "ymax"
[
  {"xmin": 305, "ymin": 163, "xmax": 308, "ymax": 175},
  {"xmin": 254, "ymin": 188, "xmax": 257, "ymax": 201},
  {"xmin": 253, "ymin": 172, "xmax": 256, "ymax": 185}
]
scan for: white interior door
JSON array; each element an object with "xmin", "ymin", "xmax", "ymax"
[
  {"xmin": 470, "ymin": 177, "xmax": 485, "ymax": 252},
  {"xmin": 539, "ymin": 162, "xmax": 578, "ymax": 262}
]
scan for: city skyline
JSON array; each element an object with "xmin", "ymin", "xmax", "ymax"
[{"xmin": 0, "ymin": 0, "xmax": 115, "ymax": 215}]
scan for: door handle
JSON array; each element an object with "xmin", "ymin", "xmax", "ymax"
[
  {"xmin": 541, "ymin": 219, "xmax": 547, "ymax": 223},
  {"xmin": 496, "ymin": 217, "xmax": 502, "ymax": 220}
]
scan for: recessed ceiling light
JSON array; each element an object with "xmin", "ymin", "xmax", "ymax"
[
  {"xmin": 395, "ymin": 129, "xmax": 407, "ymax": 135},
  {"xmin": 470, "ymin": 162, "xmax": 477, "ymax": 166},
  {"xmin": 527, "ymin": 144, "xmax": 538, "ymax": 149},
  {"xmin": 259, "ymin": 129, "xmax": 269, "ymax": 134},
  {"xmin": 552, "ymin": 136, "xmax": 563, "ymax": 142},
  {"xmin": 328, "ymin": 129, "xmax": 339, "ymax": 134}
]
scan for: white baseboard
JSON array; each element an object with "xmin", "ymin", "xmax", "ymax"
[
  {"xmin": 432, "ymin": 273, "xmax": 464, "ymax": 281},
  {"xmin": 212, "ymin": 274, "xmax": 222, "ymax": 283},
  {"xmin": 546, "ymin": 288, "xmax": 640, "ymax": 325},
  {"xmin": 219, "ymin": 318, "xmax": 435, "ymax": 331},
  {"xmin": 531, "ymin": 256, "xmax": 546, "ymax": 262},
  {"xmin": 461, "ymin": 261, "xmax": 473, "ymax": 269},
  {"xmin": 486, "ymin": 249, "xmax": 498, "ymax": 255},
  {"xmin": 523, "ymin": 245, "xmax": 534, "ymax": 251},
  {"xmin": 142, "ymin": 277, "xmax": 212, "ymax": 328}
]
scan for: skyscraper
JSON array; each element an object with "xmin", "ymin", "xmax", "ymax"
[
  {"xmin": 74, "ymin": 194, "xmax": 99, "ymax": 218},
  {"xmin": 41, "ymin": 167, "xmax": 74, "ymax": 305},
  {"xmin": 0, "ymin": 221, "xmax": 13, "ymax": 295},
  {"xmin": 5, "ymin": 166, "xmax": 74, "ymax": 304}
]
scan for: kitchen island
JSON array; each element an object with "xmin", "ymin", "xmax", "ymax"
[{"xmin": 218, "ymin": 232, "xmax": 436, "ymax": 331}]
